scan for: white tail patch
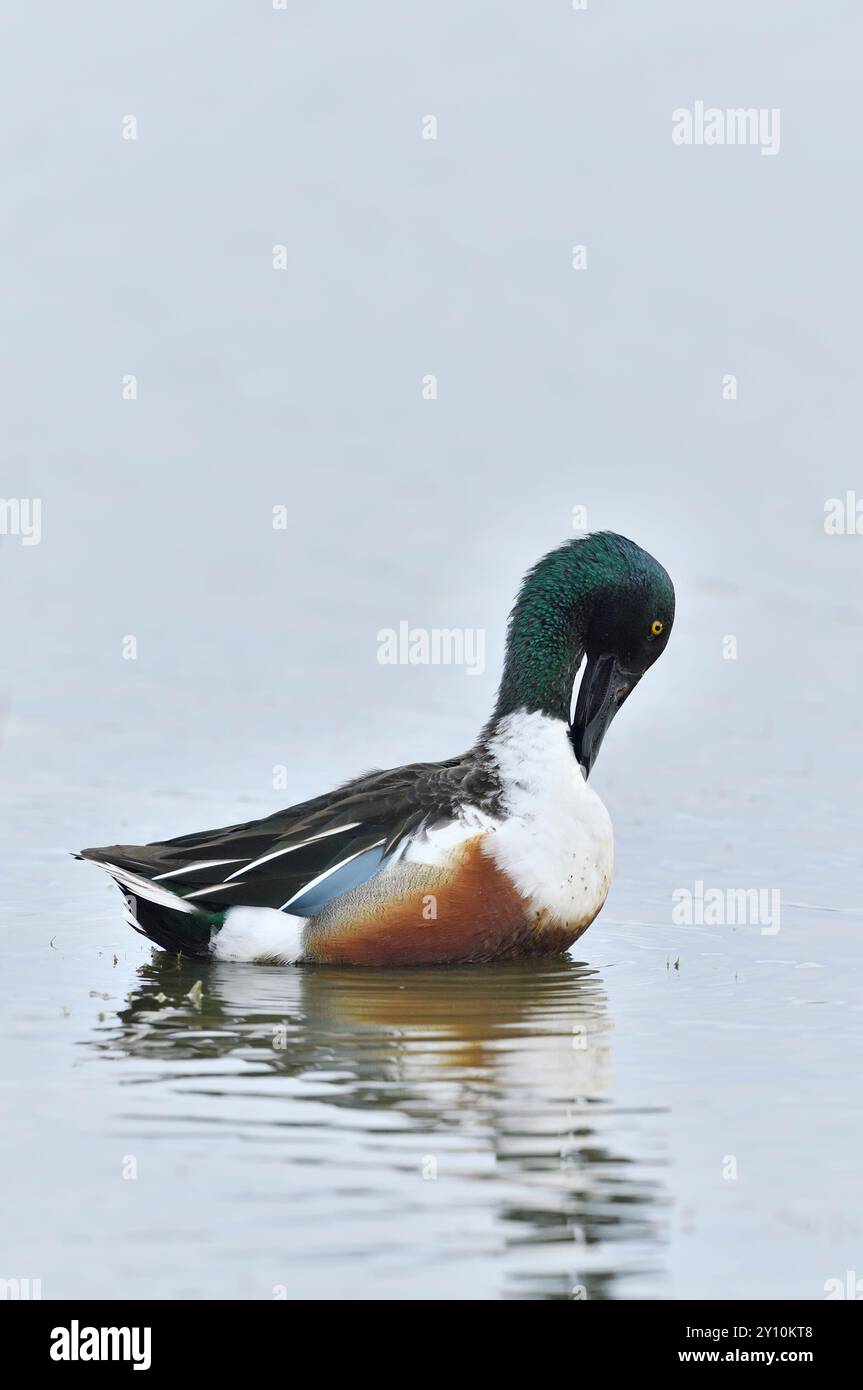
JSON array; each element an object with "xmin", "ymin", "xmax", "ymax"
[
  {"xmin": 213, "ymin": 907, "xmax": 306, "ymax": 965},
  {"xmin": 95, "ymin": 861, "xmax": 196, "ymax": 913},
  {"xmin": 122, "ymin": 897, "xmax": 143, "ymax": 932}
]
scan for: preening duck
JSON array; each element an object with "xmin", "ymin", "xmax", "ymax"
[{"xmin": 80, "ymin": 532, "xmax": 674, "ymax": 966}]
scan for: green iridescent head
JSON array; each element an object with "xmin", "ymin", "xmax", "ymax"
[{"xmin": 491, "ymin": 532, "xmax": 675, "ymax": 774}]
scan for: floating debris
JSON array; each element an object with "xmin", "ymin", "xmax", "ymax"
[{"xmin": 186, "ymin": 980, "xmax": 204, "ymax": 1010}]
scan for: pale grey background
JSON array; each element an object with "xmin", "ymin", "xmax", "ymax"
[{"xmin": 1, "ymin": 1, "xmax": 861, "ymax": 1300}]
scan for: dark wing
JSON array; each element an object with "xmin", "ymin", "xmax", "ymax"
[{"xmin": 80, "ymin": 752, "xmax": 500, "ymax": 915}]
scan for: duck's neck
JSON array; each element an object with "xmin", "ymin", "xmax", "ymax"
[{"xmin": 487, "ymin": 542, "xmax": 594, "ymax": 729}]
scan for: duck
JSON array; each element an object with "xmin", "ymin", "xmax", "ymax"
[{"xmin": 80, "ymin": 531, "xmax": 674, "ymax": 967}]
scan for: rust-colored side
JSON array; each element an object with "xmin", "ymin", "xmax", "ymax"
[{"xmin": 303, "ymin": 836, "xmax": 582, "ymax": 966}]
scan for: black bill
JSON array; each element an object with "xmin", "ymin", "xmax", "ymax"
[{"xmin": 570, "ymin": 653, "xmax": 641, "ymax": 778}]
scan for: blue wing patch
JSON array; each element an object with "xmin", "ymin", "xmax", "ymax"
[{"xmin": 284, "ymin": 844, "xmax": 388, "ymax": 916}]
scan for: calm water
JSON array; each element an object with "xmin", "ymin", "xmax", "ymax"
[
  {"xmin": 3, "ymin": 685, "xmax": 862, "ymax": 1300},
  {"xmin": 3, "ymin": 1, "xmax": 863, "ymax": 1300}
]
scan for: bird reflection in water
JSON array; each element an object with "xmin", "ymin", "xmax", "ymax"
[{"xmin": 94, "ymin": 954, "xmax": 668, "ymax": 1299}]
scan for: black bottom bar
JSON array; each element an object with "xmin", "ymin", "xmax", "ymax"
[{"xmin": 6, "ymin": 1298, "xmax": 858, "ymax": 1372}]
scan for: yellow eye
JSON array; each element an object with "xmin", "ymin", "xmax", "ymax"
[{"xmin": 650, "ymin": 619, "xmax": 664, "ymax": 637}]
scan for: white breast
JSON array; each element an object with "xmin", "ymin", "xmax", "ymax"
[{"xmin": 482, "ymin": 710, "xmax": 613, "ymax": 928}]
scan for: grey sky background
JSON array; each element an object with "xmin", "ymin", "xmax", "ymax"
[{"xmin": 2, "ymin": 0, "xmax": 860, "ymax": 899}]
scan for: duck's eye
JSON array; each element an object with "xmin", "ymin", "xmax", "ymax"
[{"xmin": 650, "ymin": 619, "xmax": 664, "ymax": 637}]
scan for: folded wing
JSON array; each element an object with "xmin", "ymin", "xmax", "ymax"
[{"xmin": 80, "ymin": 752, "xmax": 499, "ymax": 918}]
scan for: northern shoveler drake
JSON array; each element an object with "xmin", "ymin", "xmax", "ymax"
[{"xmin": 80, "ymin": 532, "xmax": 674, "ymax": 967}]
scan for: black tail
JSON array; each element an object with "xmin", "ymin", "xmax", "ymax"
[{"xmin": 78, "ymin": 851, "xmax": 222, "ymax": 959}]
